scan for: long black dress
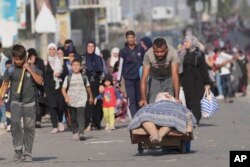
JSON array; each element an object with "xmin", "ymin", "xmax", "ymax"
[
  {"xmin": 83, "ymin": 53, "xmax": 104, "ymax": 130},
  {"xmin": 182, "ymin": 48, "xmax": 211, "ymax": 123},
  {"xmin": 44, "ymin": 62, "xmax": 68, "ymax": 128}
]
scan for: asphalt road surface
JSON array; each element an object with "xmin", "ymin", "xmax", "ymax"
[{"xmin": 0, "ymin": 91, "xmax": 250, "ymax": 167}]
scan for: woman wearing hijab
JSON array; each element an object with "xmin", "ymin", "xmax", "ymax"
[
  {"xmin": 140, "ymin": 37, "xmax": 153, "ymax": 52},
  {"xmin": 107, "ymin": 47, "xmax": 120, "ymax": 74},
  {"xmin": 139, "ymin": 37, "xmax": 153, "ymax": 78},
  {"xmin": 44, "ymin": 43, "xmax": 68, "ymax": 133},
  {"xmin": 182, "ymin": 35, "xmax": 211, "ymax": 125},
  {"xmin": 83, "ymin": 41, "xmax": 104, "ymax": 131}
]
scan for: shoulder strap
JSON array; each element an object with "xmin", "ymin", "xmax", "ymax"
[
  {"xmin": 66, "ymin": 73, "xmax": 87, "ymax": 91},
  {"xmin": 81, "ymin": 73, "xmax": 87, "ymax": 86},
  {"xmin": 8, "ymin": 64, "xmax": 15, "ymax": 77},
  {"xmin": 66, "ymin": 74, "xmax": 72, "ymax": 91}
]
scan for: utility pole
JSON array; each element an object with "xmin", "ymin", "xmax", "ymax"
[
  {"xmin": 95, "ymin": 8, "xmax": 99, "ymax": 45},
  {"xmin": 128, "ymin": 0, "xmax": 134, "ymax": 30},
  {"xmin": 30, "ymin": 0, "xmax": 35, "ymax": 33}
]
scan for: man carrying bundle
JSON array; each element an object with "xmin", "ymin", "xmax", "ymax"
[{"xmin": 0, "ymin": 44, "xmax": 43, "ymax": 162}]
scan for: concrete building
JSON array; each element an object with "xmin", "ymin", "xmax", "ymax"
[
  {"xmin": 99, "ymin": 0, "xmax": 122, "ymax": 24},
  {"xmin": 120, "ymin": 0, "xmax": 191, "ymax": 22}
]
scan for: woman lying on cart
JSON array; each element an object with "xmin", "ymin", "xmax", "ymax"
[{"xmin": 128, "ymin": 92, "xmax": 197, "ymax": 143}]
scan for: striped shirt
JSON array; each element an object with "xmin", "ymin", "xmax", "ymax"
[{"xmin": 62, "ymin": 73, "xmax": 90, "ymax": 107}]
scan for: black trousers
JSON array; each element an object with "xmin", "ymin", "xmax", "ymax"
[
  {"xmin": 85, "ymin": 100, "xmax": 103, "ymax": 129},
  {"xmin": 85, "ymin": 77, "xmax": 103, "ymax": 129},
  {"xmin": 69, "ymin": 106, "xmax": 85, "ymax": 134},
  {"xmin": 36, "ymin": 103, "xmax": 46, "ymax": 122},
  {"xmin": 46, "ymin": 89, "xmax": 65, "ymax": 128}
]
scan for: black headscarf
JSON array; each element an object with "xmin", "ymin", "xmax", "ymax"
[
  {"xmin": 140, "ymin": 37, "xmax": 153, "ymax": 51},
  {"xmin": 85, "ymin": 41, "xmax": 103, "ymax": 76}
]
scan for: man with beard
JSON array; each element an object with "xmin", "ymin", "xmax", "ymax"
[{"xmin": 139, "ymin": 38, "xmax": 181, "ymax": 106}]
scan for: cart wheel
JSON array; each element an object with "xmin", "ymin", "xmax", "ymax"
[
  {"xmin": 162, "ymin": 146, "xmax": 168, "ymax": 153},
  {"xmin": 180, "ymin": 141, "xmax": 187, "ymax": 154},
  {"xmin": 138, "ymin": 143, "xmax": 144, "ymax": 154}
]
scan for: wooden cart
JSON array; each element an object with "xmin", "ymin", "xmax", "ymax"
[{"xmin": 130, "ymin": 127, "xmax": 193, "ymax": 154}]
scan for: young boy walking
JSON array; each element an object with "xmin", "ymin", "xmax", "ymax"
[
  {"xmin": 62, "ymin": 59, "xmax": 93, "ymax": 141},
  {"xmin": 0, "ymin": 44, "xmax": 43, "ymax": 162}
]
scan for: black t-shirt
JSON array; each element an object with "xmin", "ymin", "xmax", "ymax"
[{"xmin": 3, "ymin": 65, "xmax": 41, "ymax": 103}]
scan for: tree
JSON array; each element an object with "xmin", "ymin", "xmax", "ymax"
[
  {"xmin": 239, "ymin": 0, "xmax": 250, "ymax": 18},
  {"xmin": 217, "ymin": 0, "xmax": 236, "ymax": 18}
]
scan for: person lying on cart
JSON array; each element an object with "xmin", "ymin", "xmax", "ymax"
[{"xmin": 128, "ymin": 92, "xmax": 197, "ymax": 143}]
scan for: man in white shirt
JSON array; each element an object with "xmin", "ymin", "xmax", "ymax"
[{"xmin": 215, "ymin": 47, "xmax": 234, "ymax": 103}]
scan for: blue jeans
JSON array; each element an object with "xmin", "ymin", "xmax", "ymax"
[
  {"xmin": 0, "ymin": 104, "xmax": 6, "ymax": 123},
  {"xmin": 125, "ymin": 79, "xmax": 140, "ymax": 117},
  {"xmin": 216, "ymin": 74, "xmax": 223, "ymax": 96},
  {"xmin": 220, "ymin": 74, "xmax": 233, "ymax": 98}
]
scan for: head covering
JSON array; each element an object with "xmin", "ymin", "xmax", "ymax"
[
  {"xmin": 65, "ymin": 44, "xmax": 77, "ymax": 56},
  {"xmin": 184, "ymin": 35, "xmax": 199, "ymax": 52},
  {"xmin": 47, "ymin": 43, "xmax": 57, "ymax": 55},
  {"xmin": 47, "ymin": 43, "xmax": 62, "ymax": 72},
  {"xmin": 95, "ymin": 46, "xmax": 101, "ymax": 56},
  {"xmin": 86, "ymin": 41, "xmax": 96, "ymax": 55},
  {"xmin": 140, "ymin": 37, "xmax": 153, "ymax": 51},
  {"xmin": 85, "ymin": 41, "xmax": 103, "ymax": 76},
  {"xmin": 110, "ymin": 47, "xmax": 120, "ymax": 67}
]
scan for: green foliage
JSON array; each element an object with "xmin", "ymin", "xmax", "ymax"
[
  {"xmin": 239, "ymin": 0, "xmax": 250, "ymax": 18},
  {"xmin": 217, "ymin": 0, "xmax": 236, "ymax": 17}
]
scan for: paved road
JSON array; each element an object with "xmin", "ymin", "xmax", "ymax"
[{"xmin": 0, "ymin": 92, "xmax": 250, "ymax": 167}]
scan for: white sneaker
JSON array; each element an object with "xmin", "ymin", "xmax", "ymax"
[
  {"xmin": 216, "ymin": 95, "xmax": 224, "ymax": 100},
  {"xmin": 6, "ymin": 125, "xmax": 11, "ymax": 132},
  {"xmin": 58, "ymin": 122, "xmax": 65, "ymax": 132},
  {"xmin": 51, "ymin": 128, "xmax": 59, "ymax": 134},
  {"xmin": 71, "ymin": 133, "xmax": 80, "ymax": 141}
]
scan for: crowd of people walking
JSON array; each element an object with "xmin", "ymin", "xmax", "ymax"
[{"xmin": 0, "ymin": 22, "xmax": 249, "ymax": 161}]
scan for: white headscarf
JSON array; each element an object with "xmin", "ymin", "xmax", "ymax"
[
  {"xmin": 110, "ymin": 47, "xmax": 120, "ymax": 67},
  {"xmin": 95, "ymin": 46, "xmax": 101, "ymax": 56},
  {"xmin": 47, "ymin": 43, "xmax": 62, "ymax": 72}
]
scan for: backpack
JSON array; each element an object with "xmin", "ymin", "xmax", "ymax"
[{"xmin": 66, "ymin": 73, "xmax": 88, "ymax": 92}]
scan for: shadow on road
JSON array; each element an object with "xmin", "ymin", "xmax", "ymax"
[
  {"xmin": 133, "ymin": 148, "xmax": 198, "ymax": 156},
  {"xmin": 0, "ymin": 158, "xmax": 6, "ymax": 161},
  {"xmin": 32, "ymin": 157, "xmax": 57, "ymax": 162},
  {"xmin": 198, "ymin": 123, "xmax": 217, "ymax": 127}
]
